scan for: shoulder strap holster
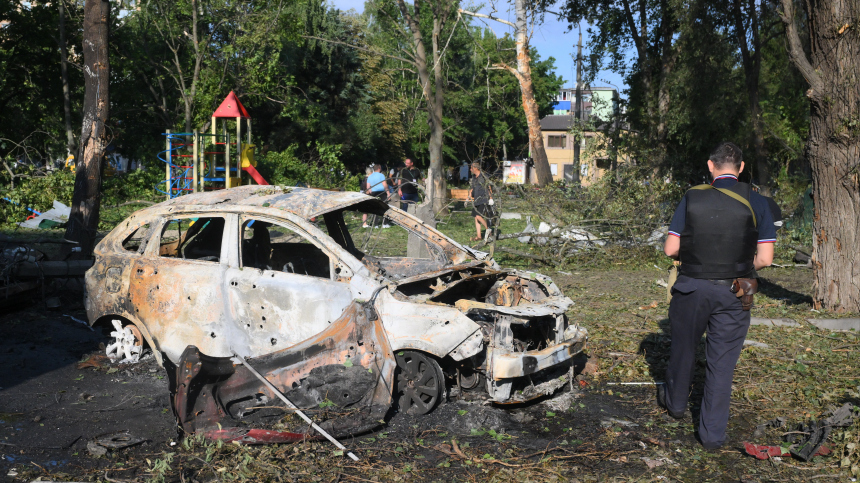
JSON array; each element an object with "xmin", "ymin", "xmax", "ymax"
[{"xmin": 690, "ymin": 184, "xmax": 757, "ymax": 228}]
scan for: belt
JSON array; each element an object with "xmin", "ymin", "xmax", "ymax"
[{"xmin": 707, "ymin": 279, "xmax": 735, "ymax": 286}]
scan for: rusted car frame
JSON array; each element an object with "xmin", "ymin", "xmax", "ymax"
[{"xmin": 85, "ymin": 186, "xmax": 587, "ymax": 438}]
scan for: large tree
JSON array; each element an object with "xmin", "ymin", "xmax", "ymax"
[
  {"xmin": 459, "ymin": 1, "xmax": 554, "ymax": 186},
  {"xmin": 361, "ymin": 0, "xmax": 459, "ymax": 212},
  {"xmin": 65, "ymin": 0, "xmax": 110, "ymax": 257},
  {"xmin": 778, "ymin": 0, "xmax": 860, "ymax": 312}
]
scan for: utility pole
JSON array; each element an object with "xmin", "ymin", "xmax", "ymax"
[{"xmin": 572, "ymin": 29, "xmax": 583, "ymax": 185}]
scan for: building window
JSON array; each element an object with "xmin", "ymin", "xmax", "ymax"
[
  {"xmin": 547, "ymin": 135, "xmax": 566, "ymax": 148},
  {"xmin": 550, "ymin": 164, "xmax": 558, "ymax": 176},
  {"xmin": 562, "ymin": 91, "xmax": 567, "ymax": 100}
]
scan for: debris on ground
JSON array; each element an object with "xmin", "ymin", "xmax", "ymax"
[
  {"xmin": 743, "ymin": 442, "xmax": 832, "ymax": 460},
  {"xmin": 601, "ymin": 418, "xmax": 639, "ymax": 428},
  {"xmin": 744, "ymin": 403, "xmax": 859, "ymax": 461},
  {"xmin": 643, "ymin": 226, "xmax": 668, "ymax": 247},
  {"xmin": 446, "ymin": 405, "xmax": 515, "ymax": 436},
  {"xmin": 87, "ymin": 431, "xmax": 146, "ymax": 456},
  {"xmin": 76, "ymin": 354, "xmax": 111, "ymax": 370},
  {"xmin": 18, "ymin": 200, "xmax": 71, "ymax": 229},
  {"xmin": 640, "ymin": 456, "xmax": 677, "ymax": 469},
  {"xmin": 540, "ymin": 390, "xmax": 581, "ymax": 412}
]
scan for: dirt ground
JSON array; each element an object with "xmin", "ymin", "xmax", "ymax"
[{"xmin": 1, "ymin": 265, "xmax": 856, "ymax": 482}]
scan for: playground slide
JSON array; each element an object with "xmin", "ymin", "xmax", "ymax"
[{"xmin": 243, "ymin": 165, "xmax": 269, "ymax": 185}]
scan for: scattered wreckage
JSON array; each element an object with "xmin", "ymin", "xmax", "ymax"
[{"xmin": 84, "ymin": 186, "xmax": 588, "ymax": 442}]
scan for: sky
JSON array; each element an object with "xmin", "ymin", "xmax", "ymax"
[{"xmin": 325, "ymin": 0, "xmax": 630, "ymax": 96}]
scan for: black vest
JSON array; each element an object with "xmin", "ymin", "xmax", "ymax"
[{"xmin": 678, "ymin": 182, "xmax": 758, "ymax": 279}]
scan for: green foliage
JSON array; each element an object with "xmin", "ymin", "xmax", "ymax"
[
  {"xmin": 147, "ymin": 452, "xmax": 174, "ymax": 483},
  {"xmin": 0, "ymin": 1, "xmax": 83, "ymax": 164},
  {"xmin": 257, "ymin": 142, "xmax": 359, "ymax": 191},
  {"xmin": 0, "ymin": 170, "xmax": 75, "ymax": 228}
]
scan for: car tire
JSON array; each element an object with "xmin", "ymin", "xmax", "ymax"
[{"xmin": 395, "ymin": 350, "xmax": 444, "ymax": 415}]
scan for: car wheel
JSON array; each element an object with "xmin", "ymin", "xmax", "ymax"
[
  {"xmin": 395, "ymin": 350, "xmax": 444, "ymax": 415},
  {"xmin": 105, "ymin": 319, "xmax": 144, "ymax": 363}
]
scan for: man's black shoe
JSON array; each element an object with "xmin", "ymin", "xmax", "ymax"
[
  {"xmin": 697, "ymin": 434, "xmax": 728, "ymax": 451},
  {"xmin": 657, "ymin": 384, "xmax": 686, "ymax": 420}
]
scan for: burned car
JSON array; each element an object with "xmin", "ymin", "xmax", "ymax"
[{"xmin": 85, "ymin": 186, "xmax": 587, "ymax": 441}]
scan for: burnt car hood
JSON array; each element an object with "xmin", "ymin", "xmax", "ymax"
[{"xmin": 391, "ymin": 263, "xmax": 573, "ymax": 316}]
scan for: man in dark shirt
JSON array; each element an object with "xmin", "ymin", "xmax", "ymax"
[
  {"xmin": 661, "ymin": 142, "xmax": 774, "ymax": 450},
  {"xmin": 397, "ymin": 158, "xmax": 423, "ymax": 212},
  {"xmin": 468, "ymin": 162, "xmax": 494, "ymax": 241}
]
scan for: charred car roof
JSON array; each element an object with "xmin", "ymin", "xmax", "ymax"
[{"xmin": 151, "ymin": 186, "xmax": 387, "ymax": 220}]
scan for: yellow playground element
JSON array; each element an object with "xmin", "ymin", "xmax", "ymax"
[
  {"xmin": 64, "ymin": 154, "xmax": 117, "ymax": 177},
  {"xmin": 241, "ymin": 144, "xmax": 256, "ymax": 168}
]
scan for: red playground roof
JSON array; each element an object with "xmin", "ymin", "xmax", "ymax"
[{"xmin": 212, "ymin": 91, "xmax": 250, "ymax": 119}]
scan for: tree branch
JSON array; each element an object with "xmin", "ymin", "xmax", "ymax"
[
  {"xmin": 458, "ymin": 8, "xmax": 516, "ymax": 29},
  {"xmin": 300, "ymin": 35, "xmax": 416, "ymax": 65},
  {"xmin": 777, "ymin": 0, "xmax": 824, "ymax": 98}
]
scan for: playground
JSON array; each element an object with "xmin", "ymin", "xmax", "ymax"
[{"xmin": 157, "ymin": 91, "xmax": 270, "ymax": 199}]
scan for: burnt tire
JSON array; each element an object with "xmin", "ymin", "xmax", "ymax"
[{"xmin": 395, "ymin": 351, "xmax": 444, "ymax": 415}]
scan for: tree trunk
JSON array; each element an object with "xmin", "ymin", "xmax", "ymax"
[
  {"xmin": 58, "ymin": 0, "xmax": 75, "ymax": 154},
  {"xmin": 779, "ymin": 0, "xmax": 860, "ymax": 312},
  {"xmin": 396, "ymin": 0, "xmax": 449, "ymax": 213},
  {"xmin": 65, "ymin": 0, "xmax": 110, "ymax": 258},
  {"xmin": 513, "ymin": 0, "xmax": 552, "ymax": 186},
  {"xmin": 430, "ymin": 15, "xmax": 447, "ymax": 212}
]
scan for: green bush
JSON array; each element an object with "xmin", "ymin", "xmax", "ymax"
[
  {"xmin": 0, "ymin": 168, "xmax": 76, "ymax": 228},
  {"xmin": 257, "ymin": 142, "xmax": 360, "ymax": 191}
]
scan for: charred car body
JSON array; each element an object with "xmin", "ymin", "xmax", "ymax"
[{"xmin": 85, "ymin": 186, "xmax": 587, "ymax": 441}]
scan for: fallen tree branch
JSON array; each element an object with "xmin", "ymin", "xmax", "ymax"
[
  {"xmin": 103, "ymin": 200, "xmax": 156, "ymax": 209},
  {"xmin": 494, "ymin": 246, "xmax": 552, "ymax": 264}
]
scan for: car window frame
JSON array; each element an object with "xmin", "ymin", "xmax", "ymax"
[
  {"xmin": 148, "ymin": 213, "xmax": 231, "ymax": 265},
  {"xmin": 115, "ymin": 220, "xmax": 156, "ymax": 256},
  {"xmin": 237, "ymin": 214, "xmax": 348, "ymax": 282}
]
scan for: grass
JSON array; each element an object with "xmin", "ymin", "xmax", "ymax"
[{"xmin": 5, "ymin": 194, "xmax": 860, "ymax": 482}]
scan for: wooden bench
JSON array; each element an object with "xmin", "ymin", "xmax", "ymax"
[{"xmin": 447, "ymin": 188, "xmax": 470, "ymax": 202}]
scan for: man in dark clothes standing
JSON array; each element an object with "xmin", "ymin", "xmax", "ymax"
[
  {"xmin": 468, "ymin": 162, "xmax": 494, "ymax": 241},
  {"xmin": 397, "ymin": 158, "xmax": 423, "ymax": 211},
  {"xmin": 660, "ymin": 142, "xmax": 775, "ymax": 450}
]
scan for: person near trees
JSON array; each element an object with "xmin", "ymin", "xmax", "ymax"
[
  {"xmin": 360, "ymin": 166, "xmax": 373, "ymax": 228},
  {"xmin": 660, "ymin": 142, "xmax": 774, "ymax": 450},
  {"xmin": 468, "ymin": 162, "xmax": 494, "ymax": 241},
  {"xmin": 397, "ymin": 158, "xmax": 423, "ymax": 212},
  {"xmin": 365, "ymin": 164, "xmax": 390, "ymax": 229}
]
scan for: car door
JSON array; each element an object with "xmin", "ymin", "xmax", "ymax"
[
  {"xmin": 128, "ymin": 214, "xmax": 233, "ymax": 362},
  {"xmin": 224, "ymin": 215, "xmax": 355, "ymax": 357}
]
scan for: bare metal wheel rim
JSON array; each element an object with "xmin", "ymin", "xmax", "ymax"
[
  {"xmin": 105, "ymin": 319, "xmax": 143, "ymax": 363},
  {"xmin": 395, "ymin": 350, "xmax": 443, "ymax": 416}
]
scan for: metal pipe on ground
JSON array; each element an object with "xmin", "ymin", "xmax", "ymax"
[
  {"xmin": 12, "ymin": 260, "xmax": 94, "ymax": 279},
  {"xmin": 232, "ymin": 353, "xmax": 360, "ymax": 461}
]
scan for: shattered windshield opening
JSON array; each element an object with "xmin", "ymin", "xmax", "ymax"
[{"xmin": 318, "ymin": 200, "xmax": 451, "ymax": 280}]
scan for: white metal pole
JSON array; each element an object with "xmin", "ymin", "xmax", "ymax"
[
  {"xmin": 236, "ymin": 116, "xmax": 242, "ymax": 186},
  {"xmin": 225, "ymin": 121, "xmax": 231, "ymax": 189},
  {"xmin": 232, "ymin": 353, "xmax": 359, "ymax": 461},
  {"xmin": 193, "ymin": 129, "xmax": 199, "ymax": 193}
]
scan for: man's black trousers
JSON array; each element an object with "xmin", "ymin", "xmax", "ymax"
[{"xmin": 664, "ymin": 275, "xmax": 751, "ymax": 447}]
